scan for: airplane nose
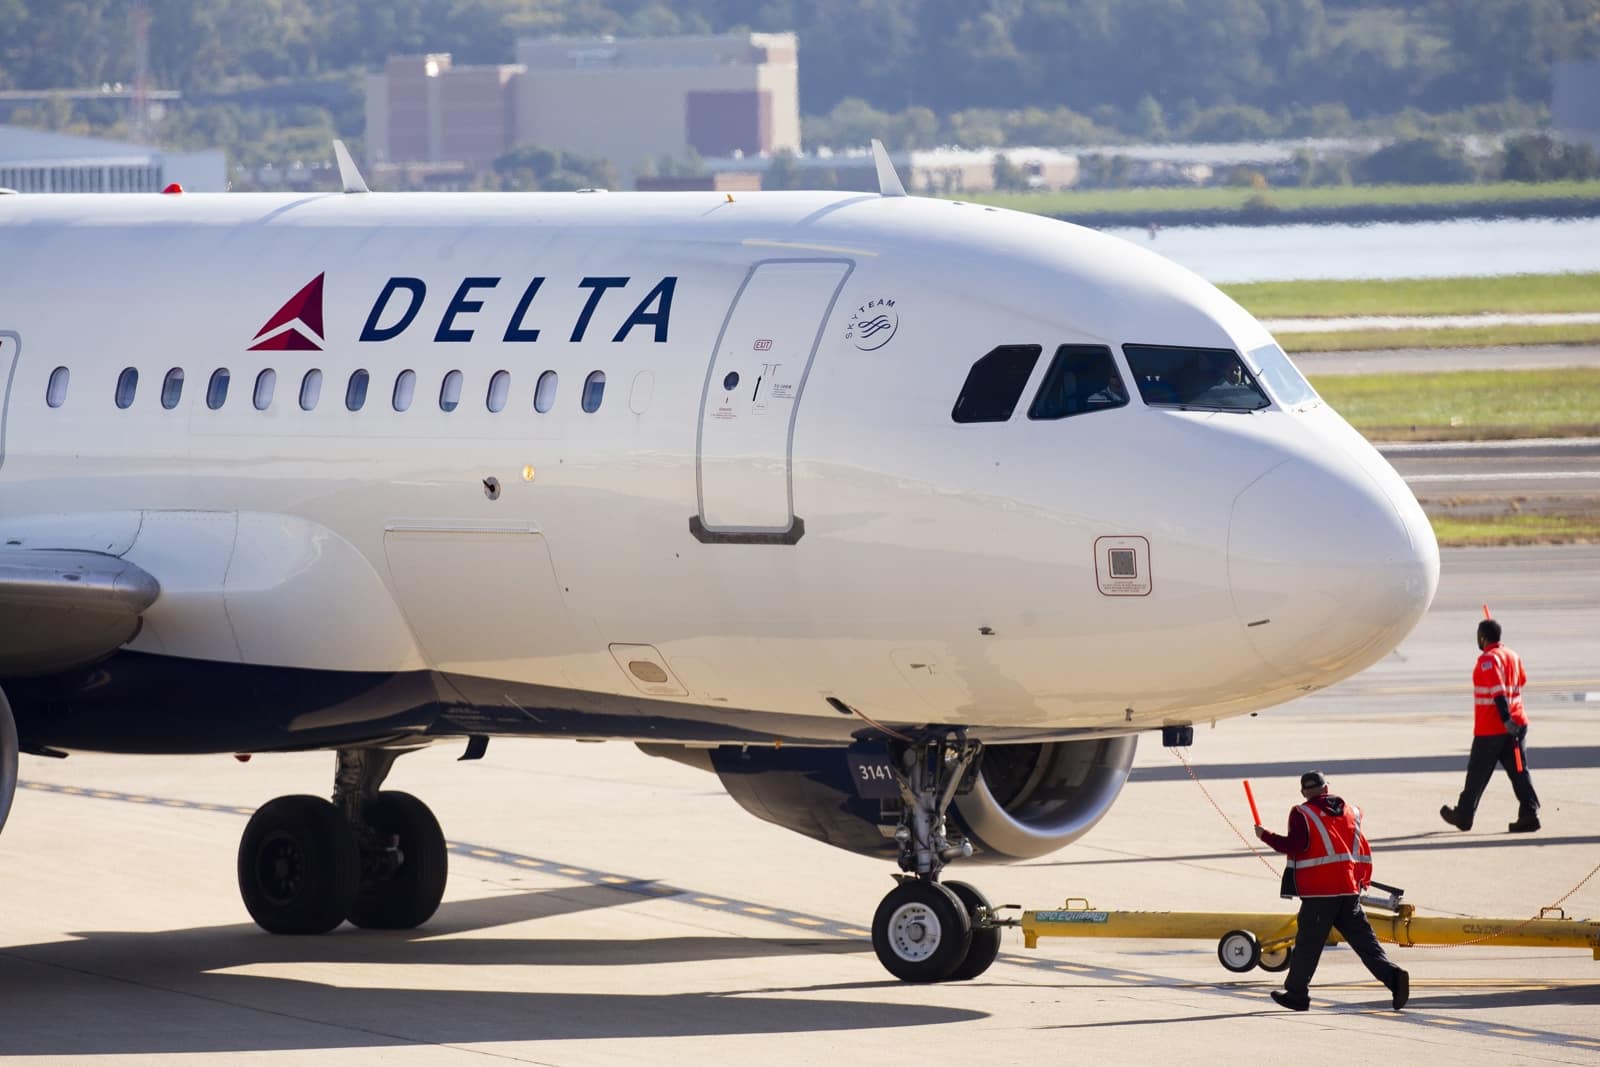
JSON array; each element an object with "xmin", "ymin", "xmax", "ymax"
[{"xmin": 1228, "ymin": 457, "xmax": 1438, "ymax": 683}]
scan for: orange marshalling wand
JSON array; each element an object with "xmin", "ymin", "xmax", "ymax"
[{"xmin": 1243, "ymin": 780, "xmax": 1261, "ymax": 825}]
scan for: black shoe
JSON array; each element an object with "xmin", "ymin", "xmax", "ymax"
[
  {"xmin": 1439, "ymin": 805, "xmax": 1471, "ymax": 831},
  {"xmin": 1391, "ymin": 969, "xmax": 1409, "ymax": 1010},
  {"xmin": 1508, "ymin": 815, "xmax": 1541, "ymax": 833},
  {"xmin": 1271, "ymin": 990, "xmax": 1310, "ymax": 1012}
]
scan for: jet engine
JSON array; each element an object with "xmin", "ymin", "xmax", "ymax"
[
  {"xmin": 0, "ymin": 687, "xmax": 17, "ymax": 837},
  {"xmin": 643, "ymin": 735, "xmax": 1137, "ymax": 862}
]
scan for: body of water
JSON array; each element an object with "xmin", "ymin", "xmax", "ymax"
[{"xmin": 1100, "ymin": 217, "xmax": 1600, "ymax": 284}]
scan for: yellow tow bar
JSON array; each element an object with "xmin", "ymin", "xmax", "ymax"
[{"xmin": 1012, "ymin": 895, "xmax": 1600, "ymax": 975}]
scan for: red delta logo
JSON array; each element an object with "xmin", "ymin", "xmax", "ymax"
[{"xmin": 249, "ymin": 273, "xmax": 326, "ymax": 351}]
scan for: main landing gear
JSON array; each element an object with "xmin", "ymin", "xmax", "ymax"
[
  {"xmin": 237, "ymin": 748, "xmax": 447, "ymax": 935},
  {"xmin": 870, "ymin": 731, "xmax": 1002, "ymax": 983}
]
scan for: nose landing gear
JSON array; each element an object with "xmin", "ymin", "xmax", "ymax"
[
  {"xmin": 236, "ymin": 747, "xmax": 447, "ymax": 935},
  {"xmin": 869, "ymin": 732, "xmax": 1001, "ymax": 982}
]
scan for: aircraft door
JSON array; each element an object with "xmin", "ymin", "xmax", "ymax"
[
  {"xmin": 695, "ymin": 260, "xmax": 851, "ymax": 541},
  {"xmin": 0, "ymin": 332, "xmax": 18, "ymax": 472}
]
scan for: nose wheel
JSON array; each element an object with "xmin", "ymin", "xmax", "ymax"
[
  {"xmin": 872, "ymin": 879, "xmax": 972, "ymax": 982},
  {"xmin": 868, "ymin": 730, "xmax": 1004, "ymax": 982}
]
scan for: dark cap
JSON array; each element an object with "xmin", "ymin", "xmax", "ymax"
[{"xmin": 1300, "ymin": 770, "xmax": 1327, "ymax": 791}]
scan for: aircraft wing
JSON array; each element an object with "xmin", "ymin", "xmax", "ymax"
[{"xmin": 0, "ymin": 549, "xmax": 160, "ymax": 676}]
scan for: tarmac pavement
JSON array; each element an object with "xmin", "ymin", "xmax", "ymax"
[{"xmin": 2, "ymin": 547, "xmax": 1598, "ymax": 1064}]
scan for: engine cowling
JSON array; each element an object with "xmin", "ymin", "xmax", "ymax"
[
  {"xmin": 643, "ymin": 735, "xmax": 1138, "ymax": 862},
  {"xmin": 0, "ymin": 686, "xmax": 17, "ymax": 837}
]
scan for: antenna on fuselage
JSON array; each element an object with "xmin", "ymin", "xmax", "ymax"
[
  {"xmin": 332, "ymin": 140, "xmax": 370, "ymax": 194},
  {"xmin": 870, "ymin": 138, "xmax": 907, "ymax": 198}
]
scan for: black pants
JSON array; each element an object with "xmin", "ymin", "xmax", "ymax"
[
  {"xmin": 1455, "ymin": 728, "xmax": 1540, "ymax": 827},
  {"xmin": 1285, "ymin": 895, "xmax": 1402, "ymax": 999}
]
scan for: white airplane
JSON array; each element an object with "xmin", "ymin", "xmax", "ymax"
[{"xmin": 0, "ymin": 144, "xmax": 1437, "ymax": 983}]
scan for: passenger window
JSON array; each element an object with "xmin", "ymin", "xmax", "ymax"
[
  {"xmin": 115, "ymin": 367, "xmax": 139, "ymax": 409},
  {"xmin": 534, "ymin": 370, "xmax": 558, "ymax": 413},
  {"xmin": 346, "ymin": 369, "xmax": 370, "ymax": 411},
  {"xmin": 161, "ymin": 368, "xmax": 185, "ymax": 410},
  {"xmin": 46, "ymin": 366, "xmax": 69, "ymax": 408},
  {"xmin": 1122, "ymin": 344, "xmax": 1269, "ymax": 412},
  {"xmin": 951, "ymin": 344, "xmax": 1042, "ymax": 423},
  {"xmin": 253, "ymin": 369, "xmax": 276, "ymax": 411},
  {"xmin": 440, "ymin": 369, "xmax": 463, "ymax": 412},
  {"xmin": 487, "ymin": 369, "xmax": 510, "ymax": 413},
  {"xmin": 581, "ymin": 370, "xmax": 606, "ymax": 413},
  {"xmin": 393, "ymin": 369, "xmax": 416, "ymax": 411},
  {"xmin": 207, "ymin": 368, "xmax": 230, "ymax": 410},
  {"xmin": 1028, "ymin": 345, "xmax": 1128, "ymax": 420},
  {"xmin": 299, "ymin": 369, "xmax": 323, "ymax": 411}
]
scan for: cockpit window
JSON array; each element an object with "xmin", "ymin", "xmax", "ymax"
[
  {"xmin": 951, "ymin": 344, "xmax": 1042, "ymax": 424},
  {"xmin": 1122, "ymin": 344, "xmax": 1270, "ymax": 412},
  {"xmin": 1028, "ymin": 345, "xmax": 1128, "ymax": 420},
  {"xmin": 1246, "ymin": 342, "xmax": 1318, "ymax": 408}
]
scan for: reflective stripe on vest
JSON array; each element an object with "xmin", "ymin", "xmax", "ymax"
[{"xmin": 1287, "ymin": 802, "xmax": 1371, "ymax": 895}]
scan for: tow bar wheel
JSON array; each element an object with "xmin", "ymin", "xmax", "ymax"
[
  {"xmin": 872, "ymin": 879, "xmax": 973, "ymax": 983},
  {"xmin": 1218, "ymin": 928, "xmax": 1262, "ymax": 973},
  {"xmin": 1258, "ymin": 944, "xmax": 1293, "ymax": 972}
]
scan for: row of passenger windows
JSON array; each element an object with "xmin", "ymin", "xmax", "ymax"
[
  {"xmin": 44, "ymin": 366, "xmax": 609, "ymax": 415},
  {"xmin": 951, "ymin": 342, "xmax": 1285, "ymax": 424}
]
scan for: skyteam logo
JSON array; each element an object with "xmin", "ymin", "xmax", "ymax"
[
  {"xmin": 845, "ymin": 296, "xmax": 898, "ymax": 351},
  {"xmin": 249, "ymin": 273, "xmax": 326, "ymax": 351}
]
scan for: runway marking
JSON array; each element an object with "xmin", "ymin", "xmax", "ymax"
[
  {"xmin": 1406, "ymin": 471, "xmax": 1600, "ymax": 483},
  {"xmin": 20, "ymin": 777, "xmax": 1600, "ymax": 1053}
]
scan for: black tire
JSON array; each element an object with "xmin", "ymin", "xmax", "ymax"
[
  {"xmin": 872, "ymin": 879, "xmax": 972, "ymax": 983},
  {"xmin": 943, "ymin": 881, "xmax": 1003, "ymax": 982},
  {"xmin": 238, "ymin": 794, "xmax": 359, "ymax": 935},
  {"xmin": 0, "ymin": 687, "xmax": 17, "ymax": 837},
  {"xmin": 347, "ymin": 791, "xmax": 448, "ymax": 930},
  {"xmin": 1217, "ymin": 928, "xmax": 1261, "ymax": 973}
]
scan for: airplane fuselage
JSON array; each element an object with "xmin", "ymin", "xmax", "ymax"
[{"xmin": 0, "ymin": 189, "xmax": 1438, "ymax": 754}]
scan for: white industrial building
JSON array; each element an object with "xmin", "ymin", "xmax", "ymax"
[{"xmin": 0, "ymin": 125, "xmax": 226, "ymax": 193}]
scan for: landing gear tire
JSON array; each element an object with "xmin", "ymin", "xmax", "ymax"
[
  {"xmin": 238, "ymin": 794, "xmax": 360, "ymax": 935},
  {"xmin": 0, "ymin": 687, "xmax": 17, "ymax": 838},
  {"xmin": 1217, "ymin": 928, "xmax": 1261, "ymax": 973},
  {"xmin": 348, "ymin": 790, "xmax": 448, "ymax": 930},
  {"xmin": 872, "ymin": 879, "xmax": 972, "ymax": 983},
  {"xmin": 943, "ymin": 881, "xmax": 1002, "ymax": 982},
  {"xmin": 1258, "ymin": 945, "xmax": 1292, "ymax": 973}
]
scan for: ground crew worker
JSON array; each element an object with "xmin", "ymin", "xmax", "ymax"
[
  {"xmin": 1255, "ymin": 771, "xmax": 1409, "ymax": 1012},
  {"xmin": 1440, "ymin": 618, "xmax": 1540, "ymax": 833}
]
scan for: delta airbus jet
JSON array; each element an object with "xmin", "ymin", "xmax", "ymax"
[{"xmin": 0, "ymin": 144, "xmax": 1437, "ymax": 982}]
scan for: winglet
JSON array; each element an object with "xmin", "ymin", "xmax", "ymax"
[
  {"xmin": 332, "ymin": 139, "xmax": 370, "ymax": 194},
  {"xmin": 870, "ymin": 139, "xmax": 907, "ymax": 198}
]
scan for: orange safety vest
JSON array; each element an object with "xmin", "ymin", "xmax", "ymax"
[
  {"xmin": 1473, "ymin": 642, "xmax": 1528, "ymax": 737},
  {"xmin": 1287, "ymin": 800, "xmax": 1373, "ymax": 898}
]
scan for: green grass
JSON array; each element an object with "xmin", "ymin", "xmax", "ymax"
[
  {"xmin": 1224, "ymin": 272, "xmax": 1600, "ymax": 319},
  {"xmin": 1308, "ymin": 368, "xmax": 1600, "ymax": 440},
  {"xmin": 1280, "ymin": 321, "xmax": 1600, "ymax": 353},
  {"xmin": 1430, "ymin": 513, "xmax": 1600, "ymax": 547},
  {"xmin": 967, "ymin": 180, "xmax": 1600, "ymax": 216}
]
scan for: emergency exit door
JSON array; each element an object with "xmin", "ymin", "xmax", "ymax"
[
  {"xmin": 0, "ymin": 333, "xmax": 19, "ymax": 472},
  {"xmin": 695, "ymin": 260, "xmax": 851, "ymax": 540}
]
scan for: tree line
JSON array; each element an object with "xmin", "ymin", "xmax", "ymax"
[{"xmin": 2, "ymin": 1, "xmax": 1596, "ymax": 120}]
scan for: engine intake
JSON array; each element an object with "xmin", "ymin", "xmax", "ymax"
[{"xmin": 643, "ymin": 735, "xmax": 1138, "ymax": 863}]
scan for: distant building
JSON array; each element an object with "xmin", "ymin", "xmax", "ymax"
[
  {"xmin": 703, "ymin": 146, "xmax": 1082, "ymax": 194},
  {"xmin": 365, "ymin": 54, "xmax": 522, "ymax": 168},
  {"xmin": 1553, "ymin": 61, "xmax": 1600, "ymax": 148},
  {"xmin": 0, "ymin": 125, "xmax": 225, "ymax": 192},
  {"xmin": 365, "ymin": 32, "xmax": 801, "ymax": 183}
]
